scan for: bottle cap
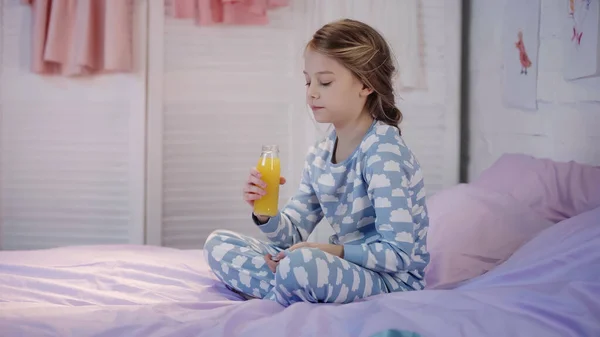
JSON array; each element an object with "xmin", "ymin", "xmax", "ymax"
[{"xmin": 261, "ymin": 145, "xmax": 279, "ymax": 152}]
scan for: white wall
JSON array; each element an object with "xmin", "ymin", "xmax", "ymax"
[
  {"xmin": 468, "ymin": 0, "xmax": 600, "ymax": 180},
  {"xmin": 0, "ymin": 0, "xmax": 147, "ymax": 249}
]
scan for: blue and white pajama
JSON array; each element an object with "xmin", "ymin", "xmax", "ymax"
[
  {"xmin": 204, "ymin": 229, "xmax": 389, "ymax": 306},
  {"xmin": 205, "ymin": 121, "xmax": 429, "ymax": 307}
]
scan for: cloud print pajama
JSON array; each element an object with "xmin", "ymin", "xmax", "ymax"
[{"xmin": 204, "ymin": 121, "xmax": 430, "ymax": 307}]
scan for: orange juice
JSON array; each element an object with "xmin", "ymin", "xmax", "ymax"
[{"xmin": 253, "ymin": 145, "xmax": 280, "ymax": 217}]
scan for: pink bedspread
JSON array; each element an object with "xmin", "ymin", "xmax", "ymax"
[{"xmin": 1, "ymin": 207, "xmax": 599, "ymax": 337}]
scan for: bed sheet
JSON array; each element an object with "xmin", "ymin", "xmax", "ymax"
[{"xmin": 1, "ymin": 208, "xmax": 599, "ymax": 337}]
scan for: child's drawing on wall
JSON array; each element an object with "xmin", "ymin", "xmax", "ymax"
[
  {"xmin": 502, "ymin": 0, "xmax": 540, "ymax": 110},
  {"xmin": 572, "ymin": 26, "xmax": 584, "ymax": 45},
  {"xmin": 570, "ymin": 0, "xmax": 592, "ymax": 47},
  {"xmin": 515, "ymin": 30, "xmax": 532, "ymax": 75},
  {"xmin": 564, "ymin": 0, "xmax": 599, "ymax": 80}
]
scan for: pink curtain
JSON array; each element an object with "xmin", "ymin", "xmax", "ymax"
[
  {"xmin": 170, "ymin": 0, "xmax": 289, "ymax": 26},
  {"xmin": 22, "ymin": 0, "xmax": 133, "ymax": 76}
]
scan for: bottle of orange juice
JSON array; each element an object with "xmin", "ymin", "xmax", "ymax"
[{"xmin": 253, "ymin": 145, "xmax": 281, "ymax": 217}]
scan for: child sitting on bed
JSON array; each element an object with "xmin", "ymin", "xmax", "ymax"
[{"xmin": 204, "ymin": 18, "xmax": 430, "ymax": 307}]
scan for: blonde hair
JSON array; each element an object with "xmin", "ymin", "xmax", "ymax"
[{"xmin": 306, "ymin": 19, "xmax": 402, "ymax": 132}]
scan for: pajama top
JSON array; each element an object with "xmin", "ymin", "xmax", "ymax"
[{"xmin": 256, "ymin": 120, "xmax": 430, "ymax": 290}]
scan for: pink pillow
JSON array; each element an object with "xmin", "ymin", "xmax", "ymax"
[
  {"xmin": 424, "ymin": 184, "xmax": 553, "ymax": 290},
  {"xmin": 471, "ymin": 153, "xmax": 600, "ymax": 223}
]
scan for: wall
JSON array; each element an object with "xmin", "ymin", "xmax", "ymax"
[
  {"xmin": 0, "ymin": 0, "xmax": 147, "ymax": 249},
  {"xmin": 467, "ymin": 0, "xmax": 600, "ymax": 180}
]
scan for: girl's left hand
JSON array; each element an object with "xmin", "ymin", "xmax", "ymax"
[{"xmin": 264, "ymin": 253, "xmax": 280, "ymax": 273}]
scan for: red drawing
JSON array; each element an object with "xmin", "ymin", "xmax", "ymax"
[
  {"xmin": 569, "ymin": 0, "xmax": 590, "ymax": 47},
  {"xmin": 572, "ymin": 26, "xmax": 583, "ymax": 45},
  {"xmin": 515, "ymin": 30, "xmax": 532, "ymax": 75}
]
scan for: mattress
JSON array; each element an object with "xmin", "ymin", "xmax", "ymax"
[{"xmin": 1, "ymin": 208, "xmax": 599, "ymax": 337}]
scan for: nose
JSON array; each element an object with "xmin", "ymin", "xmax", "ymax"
[{"xmin": 306, "ymin": 83, "xmax": 319, "ymax": 99}]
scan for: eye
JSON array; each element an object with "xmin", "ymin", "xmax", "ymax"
[{"xmin": 321, "ymin": 82, "xmax": 332, "ymax": 86}]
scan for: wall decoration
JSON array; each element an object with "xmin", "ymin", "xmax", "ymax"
[
  {"xmin": 502, "ymin": 0, "xmax": 541, "ymax": 110},
  {"xmin": 564, "ymin": 0, "xmax": 600, "ymax": 80},
  {"xmin": 168, "ymin": 0, "xmax": 289, "ymax": 26}
]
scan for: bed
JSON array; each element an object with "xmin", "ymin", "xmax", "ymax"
[{"xmin": 1, "ymin": 154, "xmax": 599, "ymax": 337}]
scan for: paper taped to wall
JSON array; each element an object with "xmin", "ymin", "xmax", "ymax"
[
  {"xmin": 564, "ymin": 0, "xmax": 600, "ymax": 80},
  {"xmin": 502, "ymin": 0, "xmax": 541, "ymax": 111}
]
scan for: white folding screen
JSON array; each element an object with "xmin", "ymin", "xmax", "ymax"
[
  {"xmin": 145, "ymin": 0, "xmax": 462, "ymax": 248},
  {"xmin": 0, "ymin": 0, "xmax": 148, "ymax": 250},
  {"xmin": 145, "ymin": 1, "xmax": 312, "ymax": 248},
  {"xmin": 0, "ymin": 0, "xmax": 461, "ymax": 250}
]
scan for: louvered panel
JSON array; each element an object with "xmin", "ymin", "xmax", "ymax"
[
  {"xmin": 161, "ymin": 106, "xmax": 295, "ymax": 248},
  {"xmin": 0, "ymin": 105, "xmax": 132, "ymax": 249},
  {"xmin": 0, "ymin": 1, "xmax": 146, "ymax": 250},
  {"xmin": 164, "ymin": 18, "xmax": 294, "ymax": 75},
  {"xmin": 162, "ymin": 105, "xmax": 293, "ymax": 191},
  {"xmin": 161, "ymin": 9, "xmax": 300, "ymax": 249}
]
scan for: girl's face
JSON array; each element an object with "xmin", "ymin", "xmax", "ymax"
[{"xmin": 303, "ymin": 48, "xmax": 372, "ymax": 126}]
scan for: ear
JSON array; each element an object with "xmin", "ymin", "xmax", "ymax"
[{"xmin": 359, "ymin": 85, "xmax": 374, "ymax": 97}]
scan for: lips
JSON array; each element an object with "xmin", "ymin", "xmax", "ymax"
[{"xmin": 310, "ymin": 106, "xmax": 324, "ymax": 111}]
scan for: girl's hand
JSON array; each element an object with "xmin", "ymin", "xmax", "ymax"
[
  {"xmin": 264, "ymin": 253, "xmax": 280, "ymax": 273},
  {"xmin": 243, "ymin": 167, "xmax": 286, "ymax": 208}
]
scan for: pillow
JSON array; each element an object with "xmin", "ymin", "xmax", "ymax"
[
  {"xmin": 471, "ymin": 153, "xmax": 600, "ymax": 223},
  {"xmin": 423, "ymin": 184, "xmax": 554, "ymax": 290}
]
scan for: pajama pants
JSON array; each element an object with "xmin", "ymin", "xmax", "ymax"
[{"xmin": 203, "ymin": 229, "xmax": 390, "ymax": 307}]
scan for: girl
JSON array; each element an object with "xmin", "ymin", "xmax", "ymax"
[{"xmin": 204, "ymin": 19, "xmax": 429, "ymax": 307}]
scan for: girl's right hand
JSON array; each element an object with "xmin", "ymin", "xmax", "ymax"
[{"xmin": 243, "ymin": 167, "xmax": 286, "ymax": 207}]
